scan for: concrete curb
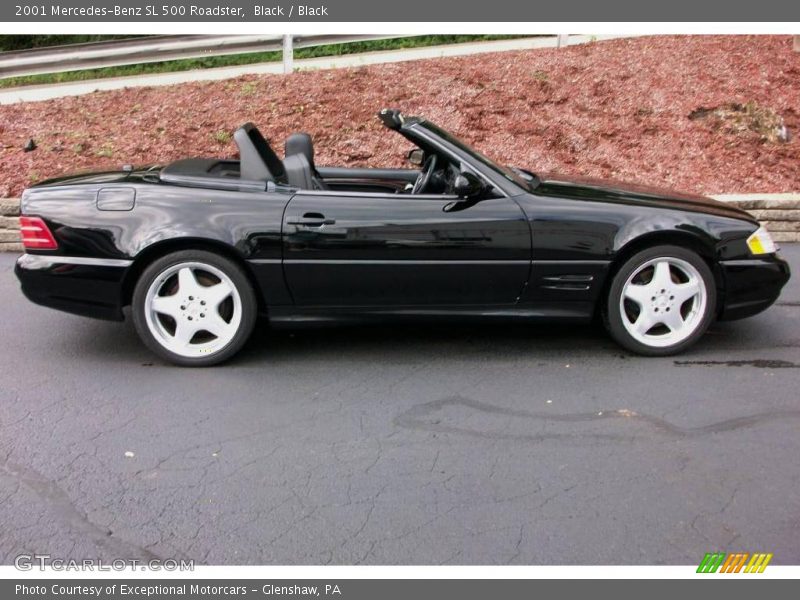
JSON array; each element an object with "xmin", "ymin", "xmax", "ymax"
[
  {"xmin": 2, "ymin": 193, "xmax": 799, "ymax": 252},
  {"xmin": 0, "ymin": 198, "xmax": 22, "ymax": 252},
  {"xmin": 712, "ymin": 193, "xmax": 800, "ymax": 210},
  {"xmin": 710, "ymin": 194, "xmax": 800, "ymax": 242}
]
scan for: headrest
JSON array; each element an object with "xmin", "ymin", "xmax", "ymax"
[
  {"xmin": 233, "ymin": 122, "xmax": 286, "ymax": 183},
  {"xmin": 285, "ymin": 132, "xmax": 315, "ymax": 168},
  {"xmin": 283, "ymin": 153, "xmax": 315, "ymax": 190}
]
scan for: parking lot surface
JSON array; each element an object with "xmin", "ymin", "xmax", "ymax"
[{"xmin": 1, "ymin": 247, "xmax": 799, "ymax": 565}]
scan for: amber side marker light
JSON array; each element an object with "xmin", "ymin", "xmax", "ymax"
[{"xmin": 19, "ymin": 216, "xmax": 58, "ymax": 250}]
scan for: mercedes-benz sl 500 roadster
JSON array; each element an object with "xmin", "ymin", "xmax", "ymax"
[{"xmin": 15, "ymin": 109, "xmax": 790, "ymax": 365}]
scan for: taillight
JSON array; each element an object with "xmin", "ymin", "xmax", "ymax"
[{"xmin": 19, "ymin": 216, "xmax": 58, "ymax": 250}]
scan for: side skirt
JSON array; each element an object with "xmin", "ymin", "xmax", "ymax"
[{"xmin": 267, "ymin": 303, "xmax": 594, "ymax": 328}]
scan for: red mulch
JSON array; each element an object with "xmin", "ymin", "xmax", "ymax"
[{"xmin": 1, "ymin": 35, "xmax": 798, "ymax": 198}]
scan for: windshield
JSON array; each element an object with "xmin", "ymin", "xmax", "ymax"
[{"xmin": 416, "ymin": 120, "xmax": 537, "ymax": 191}]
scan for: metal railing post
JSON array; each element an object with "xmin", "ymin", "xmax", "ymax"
[
  {"xmin": 557, "ymin": 35, "xmax": 569, "ymax": 48},
  {"xmin": 282, "ymin": 35, "xmax": 294, "ymax": 74}
]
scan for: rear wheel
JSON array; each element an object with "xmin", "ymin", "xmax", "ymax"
[
  {"xmin": 132, "ymin": 250, "xmax": 257, "ymax": 366},
  {"xmin": 603, "ymin": 245, "xmax": 716, "ymax": 356}
]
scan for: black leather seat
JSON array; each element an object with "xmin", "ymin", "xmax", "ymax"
[
  {"xmin": 284, "ymin": 132, "xmax": 329, "ymax": 190},
  {"xmin": 233, "ymin": 123, "xmax": 286, "ymax": 184},
  {"xmin": 283, "ymin": 153, "xmax": 316, "ymax": 190}
]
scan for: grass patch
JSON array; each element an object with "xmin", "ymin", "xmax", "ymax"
[
  {"xmin": 212, "ymin": 130, "xmax": 231, "ymax": 144},
  {"xmin": 0, "ymin": 35, "xmax": 532, "ymax": 89},
  {"xmin": 689, "ymin": 102, "xmax": 790, "ymax": 143}
]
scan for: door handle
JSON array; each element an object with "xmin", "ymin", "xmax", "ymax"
[{"xmin": 286, "ymin": 213, "xmax": 336, "ymax": 227}]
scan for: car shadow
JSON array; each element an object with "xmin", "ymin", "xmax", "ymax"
[
  {"xmin": 232, "ymin": 318, "xmax": 619, "ymax": 366},
  {"xmin": 60, "ymin": 311, "xmax": 790, "ymax": 368},
  {"xmin": 60, "ymin": 314, "xmax": 619, "ymax": 367}
]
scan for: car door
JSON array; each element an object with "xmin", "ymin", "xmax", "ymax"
[{"xmin": 281, "ymin": 190, "xmax": 531, "ymax": 307}]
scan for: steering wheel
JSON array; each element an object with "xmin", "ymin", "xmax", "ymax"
[{"xmin": 411, "ymin": 154, "xmax": 438, "ymax": 194}]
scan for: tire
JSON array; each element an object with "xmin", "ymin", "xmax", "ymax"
[
  {"xmin": 603, "ymin": 245, "xmax": 716, "ymax": 356},
  {"xmin": 131, "ymin": 250, "xmax": 257, "ymax": 366}
]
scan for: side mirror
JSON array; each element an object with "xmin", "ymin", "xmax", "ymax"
[
  {"xmin": 453, "ymin": 172, "xmax": 484, "ymax": 199},
  {"xmin": 407, "ymin": 148, "xmax": 425, "ymax": 167}
]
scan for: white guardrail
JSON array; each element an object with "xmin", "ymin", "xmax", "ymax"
[{"xmin": 0, "ymin": 34, "xmax": 410, "ymax": 78}]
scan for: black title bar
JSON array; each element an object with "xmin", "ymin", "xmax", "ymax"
[{"xmin": 3, "ymin": 0, "xmax": 800, "ymax": 22}]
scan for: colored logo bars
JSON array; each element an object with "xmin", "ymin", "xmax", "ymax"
[{"xmin": 697, "ymin": 552, "xmax": 773, "ymax": 573}]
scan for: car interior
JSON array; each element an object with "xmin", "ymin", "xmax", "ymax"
[{"xmin": 159, "ymin": 118, "xmax": 479, "ymax": 198}]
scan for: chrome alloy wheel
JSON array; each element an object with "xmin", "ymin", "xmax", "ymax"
[
  {"xmin": 143, "ymin": 262, "xmax": 242, "ymax": 358},
  {"xmin": 618, "ymin": 257, "xmax": 707, "ymax": 348}
]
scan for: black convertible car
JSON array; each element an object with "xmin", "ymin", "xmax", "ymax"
[{"xmin": 15, "ymin": 109, "xmax": 790, "ymax": 366}]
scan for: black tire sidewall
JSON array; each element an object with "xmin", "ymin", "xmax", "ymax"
[
  {"xmin": 131, "ymin": 250, "xmax": 257, "ymax": 367},
  {"xmin": 604, "ymin": 245, "xmax": 717, "ymax": 356}
]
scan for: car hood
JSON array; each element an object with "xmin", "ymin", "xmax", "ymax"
[{"xmin": 532, "ymin": 172, "xmax": 755, "ymax": 222}]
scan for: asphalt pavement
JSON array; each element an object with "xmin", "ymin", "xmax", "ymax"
[{"xmin": 1, "ymin": 247, "xmax": 799, "ymax": 565}]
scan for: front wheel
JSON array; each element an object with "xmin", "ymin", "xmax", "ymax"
[
  {"xmin": 603, "ymin": 245, "xmax": 716, "ymax": 356},
  {"xmin": 132, "ymin": 250, "xmax": 257, "ymax": 366}
]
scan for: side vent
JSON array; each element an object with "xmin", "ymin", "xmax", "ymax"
[{"xmin": 541, "ymin": 274, "xmax": 594, "ymax": 291}]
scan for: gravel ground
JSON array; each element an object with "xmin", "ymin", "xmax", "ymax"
[
  {"xmin": 0, "ymin": 35, "xmax": 798, "ymax": 198},
  {"xmin": 0, "ymin": 246, "xmax": 798, "ymax": 565}
]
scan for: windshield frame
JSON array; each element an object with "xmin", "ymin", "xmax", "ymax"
[{"xmin": 410, "ymin": 120, "xmax": 537, "ymax": 193}]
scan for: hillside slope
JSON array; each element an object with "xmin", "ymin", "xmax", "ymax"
[{"xmin": 0, "ymin": 35, "xmax": 797, "ymax": 197}]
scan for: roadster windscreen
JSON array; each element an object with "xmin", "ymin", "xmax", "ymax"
[{"xmin": 415, "ymin": 120, "xmax": 535, "ymax": 191}]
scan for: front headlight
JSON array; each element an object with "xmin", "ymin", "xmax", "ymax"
[{"xmin": 746, "ymin": 226, "xmax": 778, "ymax": 255}]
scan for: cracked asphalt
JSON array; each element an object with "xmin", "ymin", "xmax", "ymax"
[{"xmin": 1, "ymin": 247, "xmax": 799, "ymax": 565}]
